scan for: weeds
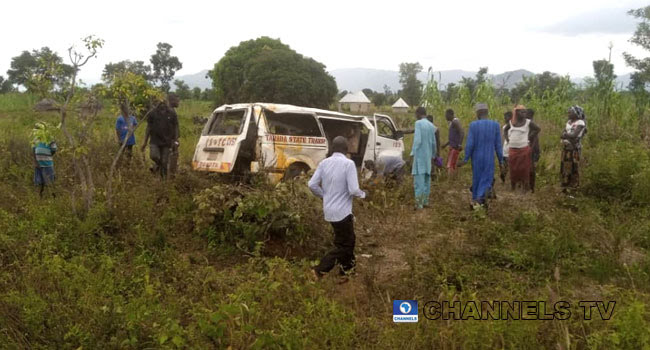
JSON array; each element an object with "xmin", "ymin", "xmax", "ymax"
[{"xmin": 0, "ymin": 92, "xmax": 649, "ymax": 348}]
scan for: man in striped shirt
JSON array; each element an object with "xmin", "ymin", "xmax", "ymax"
[{"xmin": 33, "ymin": 138, "xmax": 58, "ymax": 198}]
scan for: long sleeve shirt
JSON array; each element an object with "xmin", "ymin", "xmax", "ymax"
[
  {"xmin": 410, "ymin": 118, "xmax": 437, "ymax": 175},
  {"xmin": 308, "ymin": 152, "xmax": 366, "ymax": 222},
  {"xmin": 464, "ymin": 119, "xmax": 504, "ymax": 164}
]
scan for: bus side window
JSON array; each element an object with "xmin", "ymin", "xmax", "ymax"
[
  {"xmin": 265, "ymin": 111, "xmax": 322, "ymax": 136},
  {"xmin": 377, "ymin": 118, "xmax": 396, "ymax": 139}
]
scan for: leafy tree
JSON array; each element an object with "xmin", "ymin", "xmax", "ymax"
[
  {"xmin": 150, "ymin": 42, "xmax": 183, "ymax": 92},
  {"xmin": 362, "ymin": 88, "xmax": 374, "ymax": 99},
  {"xmin": 6, "ymin": 47, "xmax": 74, "ymax": 96},
  {"xmin": 371, "ymin": 93, "xmax": 387, "ymax": 106},
  {"xmin": 476, "ymin": 67, "xmax": 489, "ymax": 85},
  {"xmin": 201, "ymin": 88, "xmax": 217, "ymax": 101},
  {"xmin": 383, "ymin": 85, "xmax": 393, "ymax": 95},
  {"xmin": 510, "ymin": 71, "xmax": 565, "ymax": 102},
  {"xmin": 593, "ymin": 60, "xmax": 616, "ymax": 86},
  {"xmin": 0, "ymin": 76, "xmax": 15, "ymax": 93},
  {"xmin": 102, "ymin": 60, "xmax": 152, "ymax": 83},
  {"xmin": 443, "ymin": 83, "xmax": 459, "ymax": 103},
  {"xmin": 192, "ymin": 87, "xmax": 202, "ymax": 100},
  {"xmin": 209, "ymin": 37, "xmax": 337, "ymax": 109},
  {"xmin": 31, "ymin": 36, "xmax": 105, "ymax": 212},
  {"xmin": 592, "ymin": 59, "xmax": 617, "ymax": 119},
  {"xmin": 173, "ymin": 79, "xmax": 191, "ymax": 99},
  {"xmin": 629, "ymin": 72, "xmax": 649, "ymax": 115},
  {"xmin": 100, "ymin": 71, "xmax": 163, "ymax": 205},
  {"xmin": 624, "ymin": 6, "xmax": 650, "ymax": 82},
  {"xmin": 624, "ymin": 6, "xmax": 650, "ymax": 115},
  {"xmin": 398, "ymin": 62, "xmax": 423, "ymax": 106},
  {"xmin": 459, "ymin": 67, "xmax": 489, "ymax": 102}
]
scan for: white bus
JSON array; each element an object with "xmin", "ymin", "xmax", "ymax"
[{"xmin": 192, "ymin": 103, "xmax": 405, "ymax": 182}]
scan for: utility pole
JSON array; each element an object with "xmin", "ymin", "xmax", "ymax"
[{"xmin": 608, "ymin": 42, "xmax": 613, "ymax": 62}]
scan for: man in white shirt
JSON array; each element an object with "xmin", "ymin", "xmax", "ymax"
[{"xmin": 308, "ymin": 136, "xmax": 366, "ymax": 280}]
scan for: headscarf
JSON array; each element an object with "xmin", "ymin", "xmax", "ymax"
[
  {"xmin": 568, "ymin": 105, "xmax": 587, "ymax": 136},
  {"xmin": 569, "ymin": 105, "xmax": 585, "ymax": 120}
]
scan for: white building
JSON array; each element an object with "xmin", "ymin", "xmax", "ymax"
[
  {"xmin": 392, "ymin": 97, "xmax": 410, "ymax": 113},
  {"xmin": 338, "ymin": 91, "xmax": 371, "ymax": 113}
]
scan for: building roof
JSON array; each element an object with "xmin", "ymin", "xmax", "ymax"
[
  {"xmin": 392, "ymin": 97, "xmax": 409, "ymax": 108},
  {"xmin": 339, "ymin": 91, "xmax": 371, "ymax": 104}
]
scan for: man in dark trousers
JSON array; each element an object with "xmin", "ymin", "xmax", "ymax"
[
  {"xmin": 441, "ymin": 108, "xmax": 464, "ymax": 178},
  {"xmin": 141, "ymin": 94, "xmax": 180, "ymax": 179},
  {"xmin": 308, "ymin": 136, "xmax": 366, "ymax": 282},
  {"xmin": 526, "ymin": 108, "xmax": 541, "ymax": 192}
]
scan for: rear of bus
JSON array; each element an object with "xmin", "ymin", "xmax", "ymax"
[{"xmin": 192, "ymin": 105, "xmax": 254, "ymax": 174}]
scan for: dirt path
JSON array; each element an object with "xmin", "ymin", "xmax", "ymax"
[{"xmin": 336, "ymin": 181, "xmax": 544, "ymax": 297}]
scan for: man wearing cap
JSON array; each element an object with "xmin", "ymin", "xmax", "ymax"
[
  {"xmin": 459, "ymin": 103, "xmax": 504, "ymax": 209},
  {"xmin": 411, "ymin": 107, "xmax": 437, "ymax": 209},
  {"xmin": 309, "ymin": 136, "xmax": 366, "ymax": 281}
]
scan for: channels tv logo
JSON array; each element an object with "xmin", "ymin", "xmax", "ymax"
[{"xmin": 393, "ymin": 300, "xmax": 418, "ymax": 323}]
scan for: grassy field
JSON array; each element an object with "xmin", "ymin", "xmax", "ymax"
[{"xmin": 1, "ymin": 92, "xmax": 649, "ymax": 349}]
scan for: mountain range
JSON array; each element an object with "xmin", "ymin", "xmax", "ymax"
[{"xmin": 175, "ymin": 68, "xmax": 632, "ymax": 93}]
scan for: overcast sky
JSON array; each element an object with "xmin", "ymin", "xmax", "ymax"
[{"xmin": 2, "ymin": 0, "xmax": 648, "ymax": 85}]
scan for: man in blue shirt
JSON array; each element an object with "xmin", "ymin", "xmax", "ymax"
[
  {"xmin": 459, "ymin": 103, "xmax": 504, "ymax": 209},
  {"xmin": 309, "ymin": 136, "xmax": 366, "ymax": 281},
  {"xmin": 411, "ymin": 107, "xmax": 437, "ymax": 209},
  {"xmin": 115, "ymin": 114, "xmax": 138, "ymax": 160}
]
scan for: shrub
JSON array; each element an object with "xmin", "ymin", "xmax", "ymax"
[
  {"xmin": 193, "ymin": 181, "xmax": 325, "ymax": 253},
  {"xmin": 582, "ymin": 141, "xmax": 650, "ymax": 204}
]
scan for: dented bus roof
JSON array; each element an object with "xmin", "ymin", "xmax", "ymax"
[{"xmin": 213, "ymin": 103, "xmax": 366, "ymax": 121}]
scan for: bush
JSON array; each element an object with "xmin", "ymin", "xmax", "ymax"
[
  {"xmin": 583, "ymin": 141, "xmax": 650, "ymax": 204},
  {"xmin": 193, "ymin": 181, "xmax": 326, "ymax": 254}
]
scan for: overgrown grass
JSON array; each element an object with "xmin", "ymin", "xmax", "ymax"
[{"xmin": 0, "ymin": 93, "xmax": 649, "ymax": 349}]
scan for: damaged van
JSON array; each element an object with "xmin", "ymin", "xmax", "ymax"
[{"xmin": 192, "ymin": 103, "xmax": 404, "ymax": 182}]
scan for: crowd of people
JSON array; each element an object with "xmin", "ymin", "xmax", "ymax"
[
  {"xmin": 307, "ymin": 103, "xmax": 587, "ymax": 282},
  {"xmin": 29, "ymin": 97, "xmax": 588, "ymax": 283}
]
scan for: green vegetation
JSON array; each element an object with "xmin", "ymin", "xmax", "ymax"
[
  {"xmin": 150, "ymin": 43, "xmax": 183, "ymax": 93},
  {"xmin": 208, "ymin": 37, "xmax": 338, "ymax": 109},
  {"xmin": 1, "ymin": 76, "xmax": 649, "ymax": 347},
  {"xmin": 398, "ymin": 62, "xmax": 424, "ymax": 106},
  {"xmin": 1, "ymin": 8, "xmax": 650, "ymax": 347}
]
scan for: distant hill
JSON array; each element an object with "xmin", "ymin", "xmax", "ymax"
[
  {"xmin": 174, "ymin": 68, "xmax": 633, "ymax": 93},
  {"xmin": 492, "ymin": 69, "xmax": 536, "ymax": 89},
  {"xmin": 176, "ymin": 70, "xmax": 212, "ymax": 90},
  {"xmin": 329, "ymin": 68, "xmax": 538, "ymax": 92},
  {"xmin": 329, "ymin": 68, "xmax": 478, "ymax": 93},
  {"xmin": 571, "ymin": 73, "xmax": 632, "ymax": 88}
]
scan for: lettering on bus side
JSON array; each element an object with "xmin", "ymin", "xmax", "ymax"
[
  {"xmin": 206, "ymin": 137, "xmax": 237, "ymax": 147},
  {"xmin": 264, "ymin": 135, "xmax": 326, "ymax": 145}
]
